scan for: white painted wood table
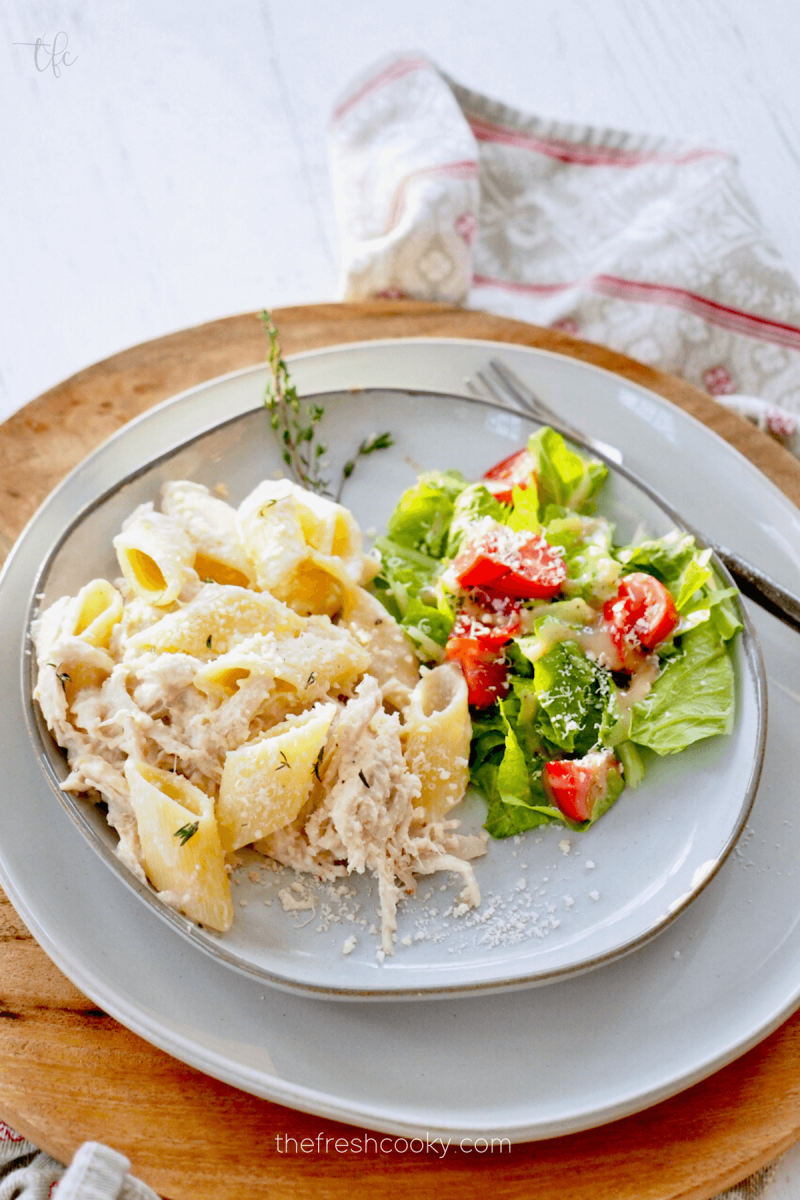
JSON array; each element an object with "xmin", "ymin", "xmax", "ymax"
[
  {"xmin": 2, "ymin": 0, "xmax": 800, "ymax": 423},
  {"xmin": 3, "ymin": 3, "xmax": 800, "ymax": 1197}
]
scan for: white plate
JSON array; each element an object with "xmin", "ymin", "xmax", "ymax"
[
  {"xmin": 1, "ymin": 337, "xmax": 799, "ymax": 1140},
  {"xmin": 24, "ymin": 384, "xmax": 765, "ymax": 1000}
]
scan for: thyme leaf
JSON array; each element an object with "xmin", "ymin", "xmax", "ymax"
[
  {"xmin": 358, "ymin": 769, "xmax": 371, "ymax": 789},
  {"xmin": 174, "ymin": 820, "xmax": 199, "ymax": 845},
  {"xmin": 336, "ymin": 433, "xmax": 395, "ymax": 502},
  {"xmin": 312, "ymin": 745, "xmax": 324, "ymax": 781},
  {"xmin": 276, "ymin": 750, "xmax": 291, "ymax": 772},
  {"xmin": 48, "ymin": 663, "xmax": 71, "ymax": 693}
]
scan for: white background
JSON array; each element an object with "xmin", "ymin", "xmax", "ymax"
[{"xmin": 3, "ymin": 0, "xmax": 800, "ymax": 421}]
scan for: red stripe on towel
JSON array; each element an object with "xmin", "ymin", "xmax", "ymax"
[{"xmin": 472, "ymin": 273, "xmax": 800, "ymax": 350}]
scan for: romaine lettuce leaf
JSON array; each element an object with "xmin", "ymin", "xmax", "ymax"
[
  {"xmin": 674, "ymin": 557, "xmax": 713, "ymax": 611},
  {"xmin": 617, "ymin": 532, "xmax": 697, "ymax": 583},
  {"xmin": 446, "ymin": 483, "xmax": 507, "ymax": 557},
  {"xmin": 469, "ymin": 700, "xmax": 558, "ymax": 837},
  {"xmin": 504, "ymin": 677, "xmax": 547, "ymax": 761},
  {"xmin": 469, "ymin": 706, "xmax": 508, "ymax": 816},
  {"xmin": 533, "ymin": 640, "xmax": 621, "ymax": 755},
  {"xmin": 616, "ymin": 739, "xmax": 646, "ymax": 789},
  {"xmin": 507, "ymin": 481, "xmax": 540, "ymax": 534},
  {"xmin": 708, "ymin": 583, "xmax": 743, "ymax": 641},
  {"xmin": 485, "ymin": 711, "xmax": 561, "ymax": 837},
  {"xmin": 545, "ymin": 515, "xmax": 621, "ymax": 601},
  {"xmin": 470, "ymin": 706, "xmax": 506, "ymax": 761},
  {"xmin": 373, "ymin": 536, "xmax": 440, "ymax": 618},
  {"xmin": 497, "ymin": 713, "xmax": 533, "ymax": 804},
  {"xmin": 483, "ymin": 789, "xmax": 561, "ymax": 839},
  {"xmin": 504, "ymin": 638, "xmax": 534, "ymax": 677},
  {"xmin": 617, "ymin": 533, "xmax": 742, "ymax": 644},
  {"xmin": 400, "ymin": 598, "xmax": 453, "ymax": 660},
  {"xmin": 680, "ymin": 569, "xmax": 742, "ymax": 641},
  {"xmin": 527, "ymin": 427, "xmax": 608, "ymax": 515},
  {"xmin": 386, "ymin": 470, "xmax": 467, "ymax": 558},
  {"xmin": 628, "ymin": 623, "xmax": 735, "ymax": 754}
]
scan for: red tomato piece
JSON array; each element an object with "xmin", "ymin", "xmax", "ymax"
[
  {"xmin": 500, "ymin": 537, "xmax": 568, "ymax": 598},
  {"xmin": 603, "ymin": 572, "xmax": 679, "ymax": 661},
  {"xmin": 446, "ymin": 634, "xmax": 511, "ymax": 708},
  {"xmin": 452, "ymin": 540, "xmax": 510, "ymax": 590},
  {"xmin": 446, "ymin": 594, "xmax": 520, "ymax": 707},
  {"xmin": 453, "ymin": 524, "xmax": 566, "ymax": 600},
  {"xmin": 543, "ymin": 753, "xmax": 618, "ymax": 823},
  {"xmin": 482, "ymin": 448, "xmax": 536, "ymax": 505},
  {"xmin": 543, "ymin": 760, "xmax": 594, "ymax": 821},
  {"xmin": 469, "ymin": 588, "xmax": 523, "ymax": 637},
  {"xmin": 449, "ymin": 611, "xmax": 517, "ymax": 652}
]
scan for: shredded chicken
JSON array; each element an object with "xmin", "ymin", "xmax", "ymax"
[{"xmin": 32, "ymin": 479, "xmax": 486, "ymax": 952}]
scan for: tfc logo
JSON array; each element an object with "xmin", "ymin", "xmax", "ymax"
[{"xmin": 14, "ymin": 31, "xmax": 78, "ymax": 77}]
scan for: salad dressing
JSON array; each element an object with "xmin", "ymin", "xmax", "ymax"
[{"xmin": 615, "ymin": 657, "xmax": 660, "ymax": 712}]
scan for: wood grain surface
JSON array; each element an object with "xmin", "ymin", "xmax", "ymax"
[{"xmin": 2, "ymin": 301, "xmax": 800, "ymax": 1200}]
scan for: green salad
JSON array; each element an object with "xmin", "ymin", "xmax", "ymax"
[{"xmin": 371, "ymin": 427, "xmax": 741, "ymax": 838}]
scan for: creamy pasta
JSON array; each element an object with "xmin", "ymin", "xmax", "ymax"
[{"xmin": 32, "ymin": 478, "xmax": 485, "ymax": 953}]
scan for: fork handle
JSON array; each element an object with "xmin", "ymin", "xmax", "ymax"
[{"xmin": 712, "ymin": 544, "xmax": 800, "ymax": 635}]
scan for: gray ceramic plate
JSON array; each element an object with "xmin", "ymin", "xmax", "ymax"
[
  {"xmin": 1, "ymin": 339, "xmax": 796, "ymax": 1139},
  {"xmin": 23, "ymin": 381, "xmax": 765, "ymax": 999}
]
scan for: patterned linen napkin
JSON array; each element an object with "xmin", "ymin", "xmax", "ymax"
[
  {"xmin": 328, "ymin": 54, "xmax": 800, "ymax": 1200},
  {"xmin": 330, "ymin": 53, "xmax": 800, "ymax": 458}
]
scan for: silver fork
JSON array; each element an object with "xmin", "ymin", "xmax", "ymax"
[
  {"xmin": 467, "ymin": 359, "xmax": 623, "ymax": 464},
  {"xmin": 469, "ymin": 357, "xmax": 800, "ymax": 636}
]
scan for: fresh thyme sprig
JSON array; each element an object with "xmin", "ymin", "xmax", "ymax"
[
  {"xmin": 262, "ymin": 310, "xmax": 394, "ymax": 499},
  {"xmin": 261, "ymin": 310, "xmax": 328, "ymax": 494},
  {"xmin": 336, "ymin": 433, "xmax": 395, "ymax": 502}
]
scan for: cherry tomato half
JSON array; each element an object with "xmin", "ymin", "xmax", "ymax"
[
  {"xmin": 445, "ymin": 634, "xmax": 512, "ymax": 708},
  {"xmin": 453, "ymin": 524, "xmax": 566, "ymax": 599},
  {"xmin": 450, "ymin": 600, "xmax": 520, "ymax": 648},
  {"xmin": 469, "ymin": 588, "xmax": 523, "ymax": 631},
  {"xmin": 603, "ymin": 572, "xmax": 679, "ymax": 659},
  {"xmin": 445, "ymin": 598, "xmax": 520, "ymax": 708},
  {"xmin": 543, "ymin": 753, "xmax": 618, "ymax": 823},
  {"xmin": 482, "ymin": 448, "xmax": 536, "ymax": 505}
]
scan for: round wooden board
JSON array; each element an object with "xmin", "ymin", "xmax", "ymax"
[{"xmin": 2, "ymin": 301, "xmax": 800, "ymax": 1200}]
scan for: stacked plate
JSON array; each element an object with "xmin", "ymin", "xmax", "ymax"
[{"xmin": 1, "ymin": 339, "xmax": 798, "ymax": 1141}]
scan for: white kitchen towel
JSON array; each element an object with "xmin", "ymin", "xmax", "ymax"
[
  {"xmin": 0, "ymin": 1126, "xmax": 159, "ymax": 1199},
  {"xmin": 330, "ymin": 53, "xmax": 799, "ymax": 455}
]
